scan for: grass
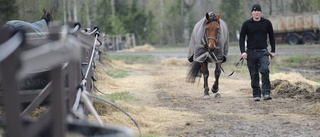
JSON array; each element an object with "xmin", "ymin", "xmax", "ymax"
[
  {"xmin": 109, "ymin": 55, "xmax": 155, "ymax": 64},
  {"xmin": 109, "ymin": 68, "xmax": 129, "ymax": 78},
  {"xmin": 93, "ymin": 92, "xmax": 137, "ymax": 115},
  {"xmin": 283, "ymin": 54, "xmax": 307, "ymax": 67},
  {"xmin": 103, "ymin": 91, "xmax": 137, "ymax": 102}
]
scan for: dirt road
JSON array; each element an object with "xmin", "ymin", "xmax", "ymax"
[{"xmin": 95, "ymin": 53, "xmax": 320, "ymax": 137}]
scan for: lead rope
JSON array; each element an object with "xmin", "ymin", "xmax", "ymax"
[
  {"xmin": 203, "ymin": 30, "xmax": 243, "ymax": 76},
  {"xmin": 227, "ymin": 58, "xmax": 244, "ymax": 76},
  {"xmin": 202, "ymin": 33, "xmax": 227, "ymax": 74}
]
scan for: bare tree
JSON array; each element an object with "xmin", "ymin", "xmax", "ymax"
[
  {"xmin": 85, "ymin": 1, "xmax": 91, "ymax": 27},
  {"xmin": 160, "ymin": 0, "xmax": 164, "ymax": 45},
  {"xmin": 73, "ymin": 0, "xmax": 78, "ymax": 21},
  {"xmin": 182, "ymin": 0, "xmax": 195, "ymax": 44},
  {"xmin": 63, "ymin": 0, "xmax": 67, "ymax": 23}
]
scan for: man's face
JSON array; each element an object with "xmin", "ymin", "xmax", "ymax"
[{"xmin": 252, "ymin": 10, "xmax": 261, "ymax": 19}]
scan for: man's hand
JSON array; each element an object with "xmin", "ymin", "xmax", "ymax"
[
  {"xmin": 269, "ymin": 52, "xmax": 275, "ymax": 59},
  {"xmin": 241, "ymin": 52, "xmax": 247, "ymax": 59}
]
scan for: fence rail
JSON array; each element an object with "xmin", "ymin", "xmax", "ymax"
[{"xmin": 0, "ymin": 22, "xmax": 133, "ymax": 137}]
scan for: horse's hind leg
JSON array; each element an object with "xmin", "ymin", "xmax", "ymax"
[
  {"xmin": 212, "ymin": 63, "xmax": 221, "ymax": 93},
  {"xmin": 201, "ymin": 62, "xmax": 210, "ymax": 98}
]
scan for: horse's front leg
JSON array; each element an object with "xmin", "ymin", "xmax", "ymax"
[
  {"xmin": 212, "ymin": 63, "xmax": 221, "ymax": 93},
  {"xmin": 201, "ymin": 62, "xmax": 210, "ymax": 97}
]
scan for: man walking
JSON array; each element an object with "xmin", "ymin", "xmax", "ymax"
[{"xmin": 239, "ymin": 4, "xmax": 276, "ymax": 101}]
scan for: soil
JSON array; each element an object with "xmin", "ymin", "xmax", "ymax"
[{"xmin": 94, "ymin": 55, "xmax": 320, "ymax": 137}]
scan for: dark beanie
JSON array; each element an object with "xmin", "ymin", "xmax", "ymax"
[{"xmin": 251, "ymin": 4, "xmax": 261, "ymax": 12}]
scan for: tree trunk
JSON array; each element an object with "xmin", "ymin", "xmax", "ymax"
[
  {"xmin": 67, "ymin": 0, "xmax": 72, "ymax": 21},
  {"xmin": 85, "ymin": 1, "xmax": 91, "ymax": 27},
  {"xmin": 160, "ymin": 0, "xmax": 164, "ymax": 45},
  {"xmin": 63, "ymin": 0, "xmax": 67, "ymax": 23},
  {"xmin": 182, "ymin": 0, "xmax": 195, "ymax": 44},
  {"xmin": 73, "ymin": 0, "xmax": 77, "ymax": 21},
  {"xmin": 111, "ymin": 0, "xmax": 115, "ymax": 16}
]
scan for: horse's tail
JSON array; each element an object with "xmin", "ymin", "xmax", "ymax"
[{"xmin": 186, "ymin": 61, "xmax": 202, "ymax": 83}]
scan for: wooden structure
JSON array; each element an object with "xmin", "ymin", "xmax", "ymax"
[
  {"xmin": 0, "ymin": 23, "xmax": 133, "ymax": 137},
  {"xmin": 102, "ymin": 33, "xmax": 136, "ymax": 51}
]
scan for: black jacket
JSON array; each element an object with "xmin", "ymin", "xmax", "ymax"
[{"xmin": 239, "ymin": 17, "xmax": 275, "ymax": 54}]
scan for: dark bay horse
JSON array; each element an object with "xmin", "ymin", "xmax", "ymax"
[
  {"xmin": 2, "ymin": 9, "xmax": 53, "ymax": 37},
  {"xmin": 187, "ymin": 12, "xmax": 229, "ymax": 99}
]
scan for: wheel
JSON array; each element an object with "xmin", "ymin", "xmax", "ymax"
[
  {"xmin": 287, "ymin": 35, "xmax": 299, "ymax": 45},
  {"xmin": 302, "ymin": 34, "xmax": 315, "ymax": 45}
]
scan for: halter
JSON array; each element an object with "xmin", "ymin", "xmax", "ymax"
[
  {"xmin": 205, "ymin": 12, "xmax": 220, "ymax": 45},
  {"xmin": 202, "ymin": 17, "xmax": 222, "ymax": 65},
  {"xmin": 205, "ymin": 20, "xmax": 220, "ymax": 45}
]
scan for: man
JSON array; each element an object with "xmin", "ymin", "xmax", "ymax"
[{"xmin": 239, "ymin": 4, "xmax": 276, "ymax": 101}]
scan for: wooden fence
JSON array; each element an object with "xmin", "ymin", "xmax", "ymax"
[
  {"xmin": 0, "ymin": 22, "xmax": 133, "ymax": 137},
  {"xmin": 102, "ymin": 33, "xmax": 136, "ymax": 51}
]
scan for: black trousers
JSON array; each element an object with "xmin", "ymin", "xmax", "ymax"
[{"xmin": 246, "ymin": 49, "xmax": 271, "ymax": 98}]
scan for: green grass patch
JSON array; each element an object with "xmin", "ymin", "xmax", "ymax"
[
  {"xmin": 93, "ymin": 92, "xmax": 137, "ymax": 115},
  {"xmin": 283, "ymin": 54, "xmax": 307, "ymax": 67},
  {"xmin": 104, "ymin": 92, "xmax": 137, "ymax": 102},
  {"xmin": 281, "ymin": 54, "xmax": 320, "ymax": 67},
  {"xmin": 110, "ymin": 55, "xmax": 155, "ymax": 64},
  {"xmin": 109, "ymin": 68, "xmax": 129, "ymax": 78}
]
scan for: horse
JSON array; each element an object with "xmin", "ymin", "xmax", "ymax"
[
  {"xmin": 0, "ymin": 9, "xmax": 53, "ymax": 90},
  {"xmin": 187, "ymin": 12, "xmax": 229, "ymax": 99},
  {"xmin": 2, "ymin": 9, "xmax": 53, "ymax": 37}
]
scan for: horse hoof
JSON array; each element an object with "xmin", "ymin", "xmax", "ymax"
[
  {"xmin": 214, "ymin": 93, "xmax": 221, "ymax": 98},
  {"xmin": 203, "ymin": 95, "xmax": 210, "ymax": 99},
  {"xmin": 212, "ymin": 88, "xmax": 219, "ymax": 93}
]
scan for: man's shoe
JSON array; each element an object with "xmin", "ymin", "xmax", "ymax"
[
  {"xmin": 263, "ymin": 95, "xmax": 272, "ymax": 100},
  {"xmin": 253, "ymin": 97, "xmax": 260, "ymax": 102}
]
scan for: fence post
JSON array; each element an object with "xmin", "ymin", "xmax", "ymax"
[
  {"xmin": 131, "ymin": 33, "xmax": 136, "ymax": 48},
  {"xmin": 0, "ymin": 34, "xmax": 24, "ymax": 137}
]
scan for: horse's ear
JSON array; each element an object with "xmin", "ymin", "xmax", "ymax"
[
  {"xmin": 205, "ymin": 12, "xmax": 210, "ymax": 20},
  {"xmin": 216, "ymin": 12, "xmax": 221, "ymax": 19}
]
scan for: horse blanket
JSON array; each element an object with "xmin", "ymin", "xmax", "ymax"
[
  {"xmin": 3, "ymin": 19, "xmax": 49, "ymax": 37},
  {"xmin": 187, "ymin": 17, "xmax": 229, "ymax": 63}
]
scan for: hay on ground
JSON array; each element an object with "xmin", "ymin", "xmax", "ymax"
[
  {"xmin": 123, "ymin": 44, "xmax": 155, "ymax": 52},
  {"xmin": 270, "ymin": 72, "xmax": 320, "ymax": 100}
]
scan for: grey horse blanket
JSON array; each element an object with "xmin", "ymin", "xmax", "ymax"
[
  {"xmin": 187, "ymin": 17, "xmax": 229, "ymax": 63},
  {"xmin": 3, "ymin": 19, "xmax": 49, "ymax": 37}
]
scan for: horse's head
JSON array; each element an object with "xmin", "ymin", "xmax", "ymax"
[
  {"xmin": 205, "ymin": 12, "xmax": 220, "ymax": 49},
  {"xmin": 42, "ymin": 9, "xmax": 53, "ymax": 25}
]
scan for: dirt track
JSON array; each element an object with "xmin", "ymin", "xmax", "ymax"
[{"xmin": 95, "ymin": 54, "xmax": 320, "ymax": 137}]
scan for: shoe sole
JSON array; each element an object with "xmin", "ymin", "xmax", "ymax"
[
  {"xmin": 263, "ymin": 97, "xmax": 272, "ymax": 100},
  {"xmin": 253, "ymin": 98, "xmax": 260, "ymax": 102}
]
